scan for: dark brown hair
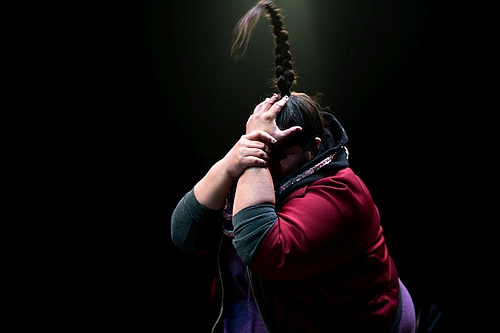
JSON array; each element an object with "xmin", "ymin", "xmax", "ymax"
[{"xmin": 231, "ymin": 0, "xmax": 326, "ymax": 157}]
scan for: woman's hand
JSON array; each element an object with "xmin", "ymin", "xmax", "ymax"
[
  {"xmin": 246, "ymin": 93, "xmax": 301, "ymax": 143},
  {"xmin": 223, "ymin": 130, "xmax": 276, "ymax": 179},
  {"xmin": 193, "ymin": 130, "xmax": 277, "ymax": 210}
]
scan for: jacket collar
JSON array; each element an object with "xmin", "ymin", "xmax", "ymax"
[{"xmin": 276, "ymin": 112, "xmax": 349, "ymax": 201}]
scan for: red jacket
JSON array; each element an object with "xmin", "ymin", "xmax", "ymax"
[
  {"xmin": 241, "ymin": 167, "xmax": 400, "ymax": 332},
  {"xmin": 171, "ymin": 112, "xmax": 400, "ymax": 332}
]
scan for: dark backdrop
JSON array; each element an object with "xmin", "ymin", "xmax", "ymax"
[{"xmin": 70, "ymin": 0, "xmax": 481, "ymax": 331}]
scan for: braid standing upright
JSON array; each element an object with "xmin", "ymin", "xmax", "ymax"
[{"xmin": 231, "ymin": 0, "xmax": 296, "ymax": 96}]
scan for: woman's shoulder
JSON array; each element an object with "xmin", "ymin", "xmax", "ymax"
[
  {"xmin": 283, "ymin": 167, "xmax": 366, "ymax": 199},
  {"xmin": 308, "ymin": 167, "xmax": 373, "ymax": 202},
  {"xmin": 314, "ymin": 167, "xmax": 362, "ymax": 187}
]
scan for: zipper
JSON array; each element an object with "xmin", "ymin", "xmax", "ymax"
[{"xmin": 247, "ymin": 267, "xmax": 272, "ymax": 333}]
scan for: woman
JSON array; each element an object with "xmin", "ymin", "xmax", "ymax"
[{"xmin": 170, "ymin": 1, "xmax": 416, "ymax": 332}]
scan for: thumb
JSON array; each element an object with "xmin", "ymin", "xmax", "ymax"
[{"xmin": 275, "ymin": 126, "xmax": 302, "ymax": 142}]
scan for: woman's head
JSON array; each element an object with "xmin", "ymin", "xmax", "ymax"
[
  {"xmin": 269, "ymin": 92, "xmax": 324, "ymax": 179},
  {"xmin": 276, "ymin": 92, "xmax": 325, "ymax": 156}
]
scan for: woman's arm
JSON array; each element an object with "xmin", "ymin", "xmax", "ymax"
[
  {"xmin": 233, "ymin": 94, "xmax": 299, "ymax": 214},
  {"xmin": 193, "ymin": 130, "xmax": 276, "ymax": 210},
  {"xmin": 171, "ymin": 130, "xmax": 277, "ymax": 252}
]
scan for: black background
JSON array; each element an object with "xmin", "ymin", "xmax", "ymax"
[{"xmin": 46, "ymin": 0, "xmax": 485, "ymax": 331}]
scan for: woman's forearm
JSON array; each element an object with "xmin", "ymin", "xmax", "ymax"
[
  {"xmin": 194, "ymin": 130, "xmax": 276, "ymax": 210},
  {"xmin": 193, "ymin": 159, "xmax": 235, "ymax": 210},
  {"xmin": 233, "ymin": 166, "xmax": 275, "ymax": 215}
]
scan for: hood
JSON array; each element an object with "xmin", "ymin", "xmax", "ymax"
[{"xmin": 276, "ymin": 111, "xmax": 349, "ymax": 201}]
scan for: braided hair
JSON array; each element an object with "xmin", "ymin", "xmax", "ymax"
[
  {"xmin": 231, "ymin": 0, "xmax": 326, "ymax": 158},
  {"xmin": 231, "ymin": 0, "xmax": 295, "ymax": 97}
]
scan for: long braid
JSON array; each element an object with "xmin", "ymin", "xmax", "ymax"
[
  {"xmin": 264, "ymin": 3, "xmax": 295, "ymax": 96},
  {"xmin": 230, "ymin": 0, "xmax": 297, "ymax": 96}
]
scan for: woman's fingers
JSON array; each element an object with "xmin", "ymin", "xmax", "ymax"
[
  {"xmin": 254, "ymin": 94, "xmax": 279, "ymax": 114},
  {"xmin": 273, "ymin": 125, "xmax": 302, "ymax": 143},
  {"xmin": 247, "ymin": 94, "xmax": 288, "ymax": 134},
  {"xmin": 245, "ymin": 129, "xmax": 277, "ymax": 146},
  {"xmin": 268, "ymin": 95, "xmax": 288, "ymax": 116}
]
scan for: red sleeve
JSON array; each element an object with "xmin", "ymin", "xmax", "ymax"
[{"xmin": 252, "ymin": 168, "xmax": 381, "ymax": 280}]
